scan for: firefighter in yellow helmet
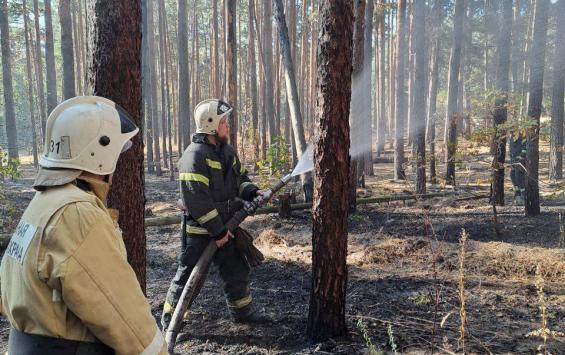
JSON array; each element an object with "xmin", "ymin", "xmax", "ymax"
[{"xmin": 0, "ymin": 96, "xmax": 167, "ymax": 354}]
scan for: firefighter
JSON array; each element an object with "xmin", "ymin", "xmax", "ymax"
[
  {"xmin": 510, "ymin": 132, "xmax": 527, "ymax": 205},
  {"xmin": 0, "ymin": 96, "xmax": 167, "ymax": 355},
  {"xmin": 161, "ymin": 99, "xmax": 270, "ymax": 330}
]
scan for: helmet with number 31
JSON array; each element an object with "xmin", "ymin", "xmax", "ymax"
[{"xmin": 40, "ymin": 96, "xmax": 139, "ymax": 176}]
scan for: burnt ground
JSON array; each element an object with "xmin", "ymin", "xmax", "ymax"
[{"xmin": 1, "ymin": 145, "xmax": 564, "ymax": 354}]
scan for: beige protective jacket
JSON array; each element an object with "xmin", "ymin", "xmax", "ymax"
[{"xmin": 0, "ymin": 179, "xmax": 167, "ymax": 355}]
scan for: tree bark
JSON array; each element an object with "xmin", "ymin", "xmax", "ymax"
[
  {"xmin": 32, "ymin": 0, "xmax": 47, "ymax": 137},
  {"xmin": 444, "ymin": 0, "xmax": 465, "ymax": 185},
  {"xmin": 393, "ymin": 0, "xmax": 407, "ymax": 180},
  {"xmin": 0, "ymin": 0, "xmax": 19, "ymax": 160},
  {"xmin": 248, "ymin": 0, "xmax": 260, "ymax": 168},
  {"xmin": 142, "ymin": 0, "xmax": 155, "ymax": 173},
  {"xmin": 178, "ymin": 0, "xmax": 190, "ymax": 151},
  {"xmin": 363, "ymin": 0, "xmax": 374, "ymax": 177},
  {"xmin": 349, "ymin": 0, "xmax": 366, "ymax": 213},
  {"xmin": 549, "ymin": 0, "xmax": 565, "ymax": 180},
  {"xmin": 491, "ymin": 0, "xmax": 513, "ymax": 206},
  {"xmin": 412, "ymin": 0, "xmax": 426, "ymax": 194},
  {"xmin": 23, "ymin": 0, "xmax": 39, "ymax": 167},
  {"xmin": 307, "ymin": 0, "xmax": 353, "ymax": 342},
  {"xmin": 158, "ymin": 0, "xmax": 169, "ymax": 170},
  {"xmin": 261, "ymin": 0, "xmax": 276, "ymax": 145},
  {"xmin": 45, "ymin": 0, "xmax": 58, "ymax": 113},
  {"xmin": 87, "ymin": 0, "xmax": 145, "ymax": 290},
  {"xmin": 226, "ymin": 0, "xmax": 238, "ymax": 150},
  {"xmin": 524, "ymin": 0, "xmax": 549, "ymax": 216},
  {"xmin": 212, "ymin": 0, "xmax": 221, "ymax": 97},
  {"xmin": 273, "ymin": 0, "xmax": 312, "ymax": 197},
  {"xmin": 426, "ymin": 0, "xmax": 442, "ymax": 184},
  {"xmin": 376, "ymin": 1, "xmax": 387, "ymax": 157},
  {"xmin": 59, "ymin": 0, "xmax": 76, "ymax": 100},
  {"xmin": 148, "ymin": 0, "xmax": 162, "ymax": 175}
]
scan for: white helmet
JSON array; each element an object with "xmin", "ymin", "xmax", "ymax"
[
  {"xmin": 194, "ymin": 99, "xmax": 233, "ymax": 135},
  {"xmin": 39, "ymin": 96, "xmax": 139, "ymax": 175}
]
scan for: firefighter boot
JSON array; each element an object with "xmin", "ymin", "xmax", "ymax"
[{"xmin": 230, "ymin": 303, "xmax": 273, "ymax": 324}]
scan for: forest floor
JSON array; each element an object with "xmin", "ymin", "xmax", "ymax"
[{"xmin": 0, "ymin": 141, "xmax": 564, "ymax": 354}]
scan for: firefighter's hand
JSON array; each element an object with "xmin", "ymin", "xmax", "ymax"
[
  {"xmin": 216, "ymin": 230, "xmax": 234, "ymax": 248},
  {"xmin": 256, "ymin": 190, "xmax": 274, "ymax": 203}
]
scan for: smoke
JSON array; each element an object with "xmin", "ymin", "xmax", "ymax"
[{"xmin": 349, "ymin": 63, "xmax": 373, "ymax": 159}]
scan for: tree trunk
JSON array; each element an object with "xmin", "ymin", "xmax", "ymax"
[
  {"xmin": 273, "ymin": 0, "xmax": 312, "ymax": 197},
  {"xmin": 248, "ymin": 0, "xmax": 260, "ymax": 167},
  {"xmin": 307, "ymin": 0, "xmax": 353, "ymax": 341},
  {"xmin": 0, "ymin": 0, "xmax": 19, "ymax": 160},
  {"xmin": 393, "ymin": 0, "xmax": 407, "ymax": 180},
  {"xmin": 142, "ymin": 0, "xmax": 155, "ymax": 173},
  {"xmin": 524, "ymin": 0, "xmax": 549, "ymax": 216},
  {"xmin": 178, "ymin": 0, "xmax": 190, "ymax": 151},
  {"xmin": 412, "ymin": 0, "xmax": 426, "ymax": 194},
  {"xmin": 406, "ymin": 0, "xmax": 415, "ymax": 146},
  {"xmin": 226, "ymin": 0, "xmax": 238, "ymax": 149},
  {"xmin": 32, "ymin": 0, "xmax": 47, "ymax": 137},
  {"xmin": 212, "ymin": 0, "xmax": 221, "ymax": 97},
  {"xmin": 262, "ymin": 0, "xmax": 276, "ymax": 145},
  {"xmin": 363, "ymin": 0, "xmax": 374, "ymax": 177},
  {"xmin": 549, "ymin": 0, "xmax": 565, "ymax": 180},
  {"xmin": 148, "ymin": 0, "xmax": 162, "ymax": 176},
  {"xmin": 59, "ymin": 0, "xmax": 76, "ymax": 100},
  {"xmin": 491, "ymin": 0, "xmax": 513, "ymax": 206},
  {"xmin": 444, "ymin": 0, "xmax": 465, "ymax": 185},
  {"xmin": 158, "ymin": 0, "xmax": 169, "ymax": 170},
  {"xmin": 23, "ymin": 0, "xmax": 39, "ymax": 168},
  {"xmin": 87, "ymin": 0, "xmax": 145, "ymax": 290},
  {"xmin": 426, "ymin": 0, "xmax": 442, "ymax": 184},
  {"xmin": 45, "ymin": 0, "xmax": 58, "ymax": 113},
  {"xmin": 349, "ymin": 0, "xmax": 366, "ymax": 213},
  {"xmin": 376, "ymin": 1, "xmax": 387, "ymax": 156}
]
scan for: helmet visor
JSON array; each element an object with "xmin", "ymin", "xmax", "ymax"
[{"xmin": 115, "ymin": 104, "xmax": 138, "ymax": 134}]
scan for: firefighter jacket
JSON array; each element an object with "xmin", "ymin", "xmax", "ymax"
[
  {"xmin": 178, "ymin": 134, "xmax": 259, "ymax": 239},
  {"xmin": 0, "ymin": 177, "xmax": 167, "ymax": 355}
]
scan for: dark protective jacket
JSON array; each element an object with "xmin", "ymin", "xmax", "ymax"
[{"xmin": 178, "ymin": 134, "xmax": 258, "ymax": 240}]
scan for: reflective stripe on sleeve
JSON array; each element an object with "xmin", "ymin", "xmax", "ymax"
[
  {"xmin": 186, "ymin": 225, "xmax": 209, "ymax": 235},
  {"xmin": 140, "ymin": 329, "xmax": 165, "ymax": 355},
  {"xmin": 240, "ymin": 164, "xmax": 247, "ymax": 174},
  {"xmin": 179, "ymin": 173, "xmax": 209, "ymax": 186},
  {"xmin": 206, "ymin": 159, "xmax": 222, "ymax": 170},
  {"xmin": 196, "ymin": 209, "xmax": 219, "ymax": 224}
]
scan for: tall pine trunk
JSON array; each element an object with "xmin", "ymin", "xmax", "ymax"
[
  {"xmin": 262, "ymin": 0, "xmax": 276, "ymax": 145},
  {"xmin": 226, "ymin": 0, "xmax": 238, "ymax": 149},
  {"xmin": 412, "ymin": 0, "xmax": 426, "ymax": 194},
  {"xmin": 491, "ymin": 0, "xmax": 513, "ymax": 206},
  {"xmin": 88, "ymin": 0, "xmax": 145, "ymax": 290},
  {"xmin": 307, "ymin": 0, "xmax": 353, "ymax": 341},
  {"xmin": 393, "ymin": 0, "xmax": 407, "ymax": 180},
  {"xmin": 524, "ymin": 0, "xmax": 549, "ymax": 216},
  {"xmin": 444, "ymin": 0, "xmax": 465, "ymax": 185},
  {"xmin": 0, "ymin": 0, "xmax": 19, "ymax": 160},
  {"xmin": 178, "ymin": 0, "xmax": 190, "ymax": 151},
  {"xmin": 426, "ymin": 0, "xmax": 442, "ymax": 184},
  {"xmin": 24, "ymin": 0, "xmax": 39, "ymax": 167},
  {"xmin": 549, "ymin": 0, "xmax": 565, "ymax": 180},
  {"xmin": 45, "ymin": 0, "xmax": 58, "ymax": 113},
  {"xmin": 32, "ymin": 0, "xmax": 47, "ymax": 136},
  {"xmin": 59, "ymin": 0, "xmax": 76, "ymax": 100}
]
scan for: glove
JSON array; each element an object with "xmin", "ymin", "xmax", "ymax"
[{"xmin": 234, "ymin": 228, "xmax": 265, "ymax": 267}]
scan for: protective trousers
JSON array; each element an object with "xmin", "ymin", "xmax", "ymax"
[{"xmin": 162, "ymin": 236, "xmax": 251, "ymax": 326}]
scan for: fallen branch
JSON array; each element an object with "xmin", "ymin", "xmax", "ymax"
[{"xmin": 146, "ymin": 191, "xmax": 469, "ymax": 227}]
